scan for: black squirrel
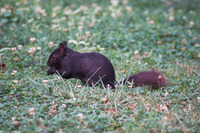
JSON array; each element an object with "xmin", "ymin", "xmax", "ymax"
[{"xmin": 47, "ymin": 41, "xmax": 167, "ymax": 89}]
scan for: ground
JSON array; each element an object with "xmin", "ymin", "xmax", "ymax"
[{"xmin": 0, "ymin": 0, "xmax": 199, "ymax": 132}]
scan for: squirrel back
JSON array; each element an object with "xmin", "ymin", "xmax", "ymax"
[
  {"xmin": 47, "ymin": 41, "xmax": 116, "ymax": 89},
  {"xmin": 47, "ymin": 41, "xmax": 167, "ymax": 89}
]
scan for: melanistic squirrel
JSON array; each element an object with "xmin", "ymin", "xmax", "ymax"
[{"xmin": 47, "ymin": 41, "xmax": 167, "ymax": 89}]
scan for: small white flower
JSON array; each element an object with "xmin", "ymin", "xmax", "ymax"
[
  {"xmin": 22, "ymin": 24, "xmax": 26, "ymax": 27},
  {"xmin": 68, "ymin": 40, "xmax": 78, "ymax": 44},
  {"xmin": 123, "ymin": 0, "xmax": 128, "ymax": 5},
  {"xmin": 101, "ymin": 97, "xmax": 108, "ymax": 103},
  {"xmin": 28, "ymin": 18, "xmax": 33, "ymax": 23},
  {"xmin": 182, "ymin": 16, "xmax": 187, "ymax": 20},
  {"xmin": 52, "ymin": 12, "xmax": 56, "ymax": 18},
  {"xmin": 148, "ymin": 20, "xmax": 154, "ymax": 24},
  {"xmin": 195, "ymin": 44, "xmax": 199, "ymax": 47},
  {"xmin": 35, "ymin": 6, "xmax": 46, "ymax": 16},
  {"xmin": 81, "ymin": 16, "xmax": 86, "ymax": 21},
  {"xmin": 29, "ymin": 107, "xmax": 35, "ymax": 112},
  {"xmin": 11, "ymin": 70, "xmax": 18, "ymax": 76},
  {"xmin": 0, "ymin": 8, "xmax": 6, "ymax": 14},
  {"xmin": 110, "ymin": 0, "xmax": 119, "ymax": 6},
  {"xmin": 97, "ymin": 45, "xmax": 104, "ymax": 51},
  {"xmin": 182, "ymin": 39, "xmax": 187, "ymax": 44},
  {"xmin": 37, "ymin": 47, "xmax": 41, "ymax": 50},
  {"xmin": 11, "ymin": 73, "xmax": 16, "ymax": 76},
  {"xmin": 62, "ymin": 17, "xmax": 66, "ymax": 22},
  {"xmin": 126, "ymin": 6, "xmax": 132, "ymax": 12},
  {"xmin": 116, "ymin": 10, "xmax": 122, "ymax": 17},
  {"xmin": 48, "ymin": 42, "xmax": 54, "ymax": 48},
  {"xmin": 51, "ymin": 24, "xmax": 58, "ymax": 30},
  {"xmin": 79, "ymin": 41, "xmax": 89, "ymax": 45},
  {"xmin": 198, "ymin": 96, "xmax": 200, "ymax": 103},
  {"xmin": 157, "ymin": 41, "xmax": 162, "ymax": 45},
  {"xmin": 30, "ymin": 38, "xmax": 36, "ymax": 43},
  {"xmin": 12, "ymin": 117, "xmax": 16, "ymax": 121},
  {"xmin": 168, "ymin": 7, "xmax": 174, "ymax": 13},
  {"xmin": 77, "ymin": 113, "xmax": 84, "ymax": 119},
  {"xmin": 64, "ymin": 8, "xmax": 72, "ymax": 15},
  {"xmin": 13, "ymin": 70, "xmax": 17, "ymax": 73},
  {"xmin": 79, "ymin": 35, "xmax": 85, "ymax": 40},
  {"xmin": 77, "ymin": 85, "xmax": 82, "ymax": 88},
  {"xmin": 134, "ymin": 50, "xmax": 139, "ymax": 55},
  {"xmin": 88, "ymin": 21, "xmax": 95, "ymax": 27},
  {"xmin": 189, "ymin": 21, "xmax": 194, "ymax": 28},
  {"xmin": 79, "ymin": 41, "xmax": 86, "ymax": 45},
  {"xmin": 12, "ymin": 80, "xmax": 18, "ymax": 83},
  {"xmin": 39, "ymin": 117, "xmax": 43, "ymax": 123},
  {"xmin": 53, "ymin": 6, "xmax": 61, "ymax": 12},
  {"xmin": 18, "ymin": 45, "xmax": 23, "ymax": 50},
  {"xmin": 144, "ymin": 11, "xmax": 149, "ymax": 15},
  {"xmin": 78, "ymin": 25, "xmax": 83, "ymax": 32},
  {"xmin": 169, "ymin": 16, "xmax": 174, "ymax": 21},
  {"xmin": 85, "ymin": 31, "xmax": 90, "ymax": 38},
  {"xmin": 62, "ymin": 28, "xmax": 67, "ymax": 32},
  {"xmin": 143, "ymin": 52, "xmax": 148, "ymax": 56},
  {"xmin": 51, "ymin": 101, "xmax": 55, "ymax": 105},
  {"xmin": 29, "ymin": 107, "xmax": 36, "ymax": 115},
  {"xmin": 62, "ymin": 104, "xmax": 66, "ymax": 108},
  {"xmin": 43, "ymin": 80, "xmax": 48, "ymax": 84},
  {"xmin": 73, "ymin": 98, "xmax": 76, "ymax": 101},
  {"xmin": 29, "ymin": 112, "xmax": 35, "ymax": 115},
  {"xmin": 11, "ymin": 47, "xmax": 17, "ymax": 52},
  {"xmin": 28, "ymin": 47, "xmax": 36, "ymax": 54},
  {"xmin": 13, "ymin": 120, "xmax": 18, "ymax": 126},
  {"xmin": 52, "ymin": 19, "xmax": 59, "ymax": 23}
]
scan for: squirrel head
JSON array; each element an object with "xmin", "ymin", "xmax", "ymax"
[{"xmin": 47, "ymin": 41, "xmax": 67, "ymax": 68}]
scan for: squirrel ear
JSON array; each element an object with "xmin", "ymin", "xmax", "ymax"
[
  {"xmin": 59, "ymin": 42, "xmax": 65, "ymax": 56},
  {"xmin": 62, "ymin": 41, "xmax": 67, "ymax": 47}
]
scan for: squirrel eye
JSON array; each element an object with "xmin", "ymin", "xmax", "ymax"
[{"xmin": 52, "ymin": 55, "xmax": 56, "ymax": 59}]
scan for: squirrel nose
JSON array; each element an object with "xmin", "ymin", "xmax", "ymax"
[{"xmin": 47, "ymin": 68, "xmax": 55, "ymax": 75}]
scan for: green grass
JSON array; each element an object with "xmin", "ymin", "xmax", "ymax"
[{"xmin": 0, "ymin": 0, "xmax": 200, "ymax": 132}]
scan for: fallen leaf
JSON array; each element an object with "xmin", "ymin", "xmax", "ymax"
[
  {"xmin": 104, "ymin": 109, "xmax": 116, "ymax": 114},
  {"xmin": 0, "ymin": 63, "xmax": 6, "ymax": 71},
  {"xmin": 101, "ymin": 97, "xmax": 108, "ymax": 103},
  {"xmin": 101, "ymin": 108, "xmax": 117, "ymax": 114},
  {"xmin": 128, "ymin": 103, "xmax": 137, "ymax": 109}
]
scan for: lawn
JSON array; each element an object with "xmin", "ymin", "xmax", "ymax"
[{"xmin": 0, "ymin": 0, "xmax": 200, "ymax": 132}]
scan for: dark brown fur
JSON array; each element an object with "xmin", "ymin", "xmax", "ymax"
[
  {"xmin": 47, "ymin": 41, "xmax": 167, "ymax": 89},
  {"xmin": 123, "ymin": 70, "xmax": 167, "ymax": 89},
  {"xmin": 47, "ymin": 41, "xmax": 116, "ymax": 89}
]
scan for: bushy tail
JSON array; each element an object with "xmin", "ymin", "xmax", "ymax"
[{"xmin": 123, "ymin": 70, "xmax": 167, "ymax": 89}]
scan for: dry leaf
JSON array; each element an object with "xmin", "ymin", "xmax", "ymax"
[
  {"xmin": 0, "ymin": 63, "xmax": 6, "ymax": 71},
  {"xmin": 128, "ymin": 103, "xmax": 137, "ymax": 109}
]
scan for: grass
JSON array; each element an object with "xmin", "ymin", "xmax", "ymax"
[{"xmin": 0, "ymin": 0, "xmax": 200, "ymax": 132}]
